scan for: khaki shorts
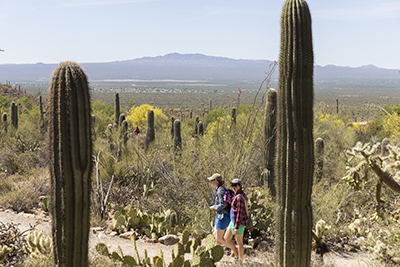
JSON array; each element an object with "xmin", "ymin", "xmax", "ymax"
[{"xmin": 229, "ymin": 221, "xmax": 245, "ymax": 235}]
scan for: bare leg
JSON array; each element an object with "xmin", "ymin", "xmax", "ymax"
[
  {"xmin": 223, "ymin": 227, "xmax": 238, "ymax": 258},
  {"xmin": 235, "ymin": 233, "xmax": 244, "ymax": 263},
  {"xmin": 215, "ymin": 228, "xmax": 226, "ymax": 245}
]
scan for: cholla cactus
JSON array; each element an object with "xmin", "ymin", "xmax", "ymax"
[
  {"xmin": 24, "ymin": 229, "xmax": 52, "ymax": 258},
  {"xmin": 0, "ymin": 246, "xmax": 13, "ymax": 263}
]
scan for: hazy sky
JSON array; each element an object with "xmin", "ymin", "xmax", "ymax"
[{"xmin": 1, "ymin": 0, "xmax": 399, "ymax": 69}]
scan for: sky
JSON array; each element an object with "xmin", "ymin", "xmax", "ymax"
[{"xmin": 0, "ymin": 0, "xmax": 399, "ymax": 69}]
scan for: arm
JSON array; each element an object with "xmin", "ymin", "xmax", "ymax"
[{"xmin": 233, "ymin": 195, "xmax": 247, "ymax": 229}]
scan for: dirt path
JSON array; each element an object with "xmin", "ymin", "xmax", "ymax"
[{"xmin": 0, "ymin": 209, "xmax": 384, "ymax": 266}]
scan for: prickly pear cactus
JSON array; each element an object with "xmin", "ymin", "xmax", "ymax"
[
  {"xmin": 182, "ymin": 229, "xmax": 190, "ymax": 245},
  {"xmin": 48, "ymin": 61, "xmax": 92, "ymax": 267}
]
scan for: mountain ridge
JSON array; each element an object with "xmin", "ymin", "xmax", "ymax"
[{"xmin": 0, "ymin": 53, "xmax": 398, "ymax": 85}]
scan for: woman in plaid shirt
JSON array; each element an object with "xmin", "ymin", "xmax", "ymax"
[{"xmin": 224, "ymin": 178, "xmax": 248, "ymax": 263}]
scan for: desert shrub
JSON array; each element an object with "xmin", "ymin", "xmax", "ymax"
[
  {"xmin": 0, "ymin": 170, "xmax": 50, "ymax": 212},
  {"xmin": 126, "ymin": 104, "xmax": 167, "ymax": 130},
  {"xmin": 92, "ymin": 99, "xmax": 114, "ymax": 135}
]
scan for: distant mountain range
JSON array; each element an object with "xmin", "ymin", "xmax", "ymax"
[{"xmin": 0, "ymin": 53, "xmax": 398, "ymax": 89}]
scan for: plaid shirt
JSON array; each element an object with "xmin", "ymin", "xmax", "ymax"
[{"xmin": 231, "ymin": 189, "xmax": 248, "ymax": 230}]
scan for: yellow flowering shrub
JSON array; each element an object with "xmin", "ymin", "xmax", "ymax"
[{"xmin": 126, "ymin": 104, "xmax": 166, "ymax": 129}]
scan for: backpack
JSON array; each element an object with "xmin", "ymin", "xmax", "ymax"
[{"xmin": 210, "ymin": 186, "xmax": 235, "ymax": 210}]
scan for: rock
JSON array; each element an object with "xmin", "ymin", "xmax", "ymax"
[
  {"xmin": 91, "ymin": 227, "xmax": 103, "ymax": 234},
  {"xmin": 159, "ymin": 234, "xmax": 179, "ymax": 245},
  {"xmin": 109, "ymin": 231, "xmax": 118, "ymax": 237},
  {"xmin": 257, "ymin": 241, "xmax": 269, "ymax": 252},
  {"xmin": 119, "ymin": 231, "xmax": 137, "ymax": 240},
  {"xmin": 248, "ymin": 237, "xmax": 262, "ymax": 249},
  {"xmin": 244, "ymin": 245, "xmax": 255, "ymax": 256},
  {"xmin": 392, "ymin": 257, "xmax": 400, "ymax": 264},
  {"xmin": 144, "ymin": 239, "xmax": 160, "ymax": 243}
]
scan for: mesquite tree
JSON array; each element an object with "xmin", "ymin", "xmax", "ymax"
[
  {"xmin": 48, "ymin": 61, "xmax": 92, "ymax": 267},
  {"xmin": 275, "ymin": 0, "xmax": 314, "ymax": 266}
]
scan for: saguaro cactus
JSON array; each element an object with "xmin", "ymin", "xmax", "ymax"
[
  {"xmin": 174, "ymin": 119, "xmax": 182, "ymax": 151},
  {"xmin": 39, "ymin": 95, "xmax": 45, "ymax": 131},
  {"xmin": 197, "ymin": 121, "xmax": 204, "ymax": 136},
  {"xmin": 2, "ymin": 113, "xmax": 7, "ymax": 133},
  {"xmin": 171, "ymin": 117, "xmax": 175, "ymax": 139},
  {"xmin": 10, "ymin": 102, "xmax": 18, "ymax": 129},
  {"xmin": 231, "ymin": 107, "xmax": 236, "ymax": 129},
  {"xmin": 47, "ymin": 61, "xmax": 92, "ymax": 267},
  {"xmin": 275, "ymin": 1, "xmax": 314, "ymax": 266},
  {"xmin": 118, "ymin": 113, "xmax": 126, "ymax": 127},
  {"xmin": 315, "ymin": 137, "xmax": 324, "ymax": 182},
  {"xmin": 264, "ymin": 88, "xmax": 277, "ymax": 197},
  {"xmin": 114, "ymin": 92, "xmax": 120, "ymax": 126},
  {"xmin": 194, "ymin": 116, "xmax": 199, "ymax": 136},
  {"xmin": 145, "ymin": 109, "xmax": 155, "ymax": 150}
]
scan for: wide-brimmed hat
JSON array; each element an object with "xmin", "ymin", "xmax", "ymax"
[
  {"xmin": 207, "ymin": 173, "xmax": 222, "ymax": 181},
  {"xmin": 231, "ymin": 178, "xmax": 242, "ymax": 185}
]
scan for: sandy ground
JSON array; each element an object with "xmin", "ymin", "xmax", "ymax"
[{"xmin": 0, "ymin": 209, "xmax": 384, "ymax": 266}]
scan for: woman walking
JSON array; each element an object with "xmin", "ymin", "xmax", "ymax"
[
  {"xmin": 208, "ymin": 173, "xmax": 230, "ymax": 245},
  {"xmin": 224, "ymin": 178, "xmax": 248, "ymax": 263}
]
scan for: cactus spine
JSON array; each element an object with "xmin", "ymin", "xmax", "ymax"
[
  {"xmin": 145, "ymin": 109, "xmax": 155, "ymax": 150},
  {"xmin": 315, "ymin": 137, "xmax": 324, "ymax": 182},
  {"xmin": 114, "ymin": 92, "xmax": 120, "ymax": 126},
  {"xmin": 264, "ymin": 88, "xmax": 277, "ymax": 197},
  {"xmin": 10, "ymin": 102, "xmax": 18, "ymax": 129},
  {"xmin": 48, "ymin": 62, "xmax": 92, "ymax": 267},
  {"xmin": 276, "ymin": 1, "xmax": 314, "ymax": 266}
]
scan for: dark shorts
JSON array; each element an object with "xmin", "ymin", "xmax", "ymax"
[{"xmin": 215, "ymin": 213, "xmax": 230, "ymax": 230}]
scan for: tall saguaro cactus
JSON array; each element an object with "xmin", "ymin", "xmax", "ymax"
[
  {"xmin": 48, "ymin": 62, "xmax": 92, "ymax": 267},
  {"xmin": 10, "ymin": 102, "xmax": 18, "ymax": 129},
  {"xmin": 173, "ymin": 119, "xmax": 182, "ymax": 151},
  {"xmin": 264, "ymin": 88, "xmax": 277, "ymax": 197},
  {"xmin": 145, "ymin": 109, "xmax": 155, "ymax": 150},
  {"xmin": 275, "ymin": 1, "xmax": 314, "ymax": 266},
  {"xmin": 315, "ymin": 137, "xmax": 324, "ymax": 182},
  {"xmin": 114, "ymin": 92, "xmax": 120, "ymax": 126}
]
